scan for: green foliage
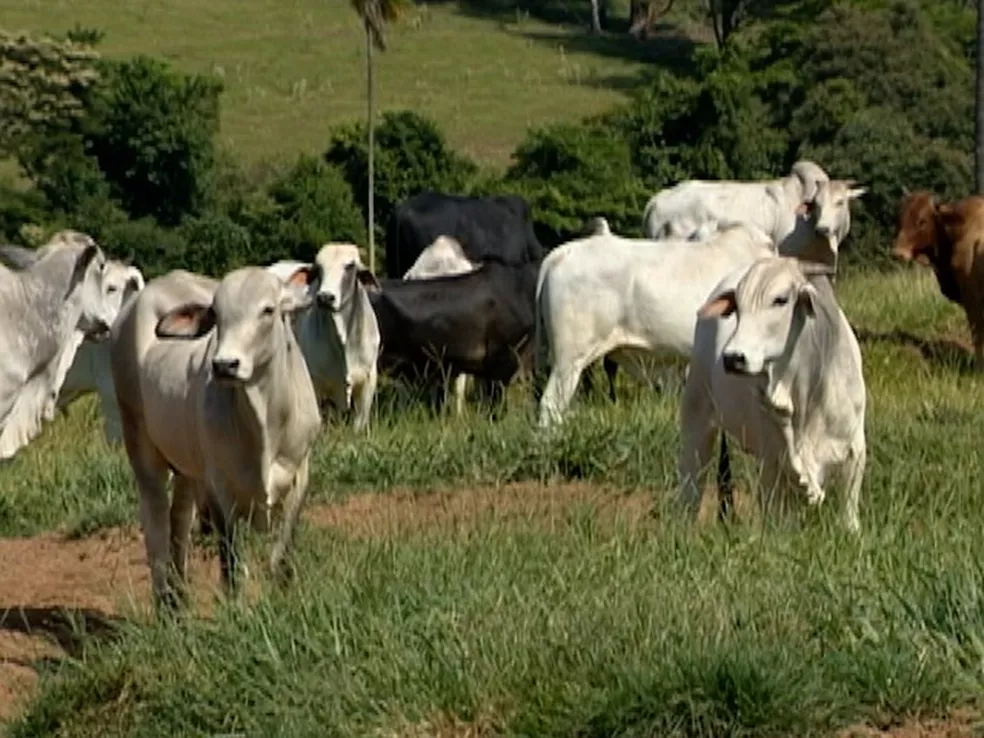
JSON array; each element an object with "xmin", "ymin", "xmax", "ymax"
[
  {"xmin": 177, "ymin": 211, "xmax": 254, "ymax": 277},
  {"xmin": 0, "ymin": 183, "xmax": 50, "ymax": 243},
  {"xmin": 0, "ymin": 30, "xmax": 101, "ymax": 157},
  {"xmin": 500, "ymin": 122, "xmax": 649, "ymax": 240},
  {"xmin": 227, "ymin": 155, "xmax": 368, "ymax": 267},
  {"xmin": 98, "ymin": 217, "xmax": 190, "ymax": 277},
  {"xmin": 325, "ymin": 110, "xmax": 478, "ymax": 242},
  {"xmin": 88, "ymin": 56, "xmax": 223, "ymax": 226}
]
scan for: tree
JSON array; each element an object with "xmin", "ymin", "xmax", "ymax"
[
  {"xmin": 0, "ymin": 30, "xmax": 100, "ymax": 158},
  {"xmin": 977, "ymin": 0, "xmax": 984, "ymax": 192},
  {"xmin": 350, "ymin": 0, "xmax": 409, "ymax": 274}
]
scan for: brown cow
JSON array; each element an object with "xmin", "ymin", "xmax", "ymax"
[{"xmin": 892, "ymin": 190, "xmax": 984, "ymax": 363}]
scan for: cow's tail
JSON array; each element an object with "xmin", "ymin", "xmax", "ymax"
[{"xmin": 716, "ymin": 432, "xmax": 734, "ymax": 523}]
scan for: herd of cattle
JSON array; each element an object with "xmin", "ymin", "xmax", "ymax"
[{"xmin": 1, "ymin": 160, "xmax": 978, "ymax": 609}]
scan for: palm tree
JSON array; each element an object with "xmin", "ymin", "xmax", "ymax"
[{"xmin": 351, "ymin": 0, "xmax": 408, "ymax": 274}]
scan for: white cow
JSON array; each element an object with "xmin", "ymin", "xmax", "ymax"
[
  {"xmin": 535, "ymin": 184, "xmax": 864, "ymax": 428},
  {"xmin": 402, "ymin": 236, "xmax": 479, "ymax": 415},
  {"xmin": 642, "ymin": 160, "xmax": 833, "ymax": 243},
  {"xmin": 402, "ymin": 235, "xmax": 478, "ymax": 280},
  {"xmin": 110, "ymin": 266, "xmax": 322, "ymax": 607},
  {"xmin": 269, "ymin": 244, "xmax": 381, "ymax": 432},
  {"xmin": 679, "ymin": 256, "xmax": 866, "ymax": 531},
  {"xmin": 53, "ymin": 262, "xmax": 146, "ymax": 443},
  {"xmin": 0, "ymin": 232, "xmax": 116, "ymax": 459}
]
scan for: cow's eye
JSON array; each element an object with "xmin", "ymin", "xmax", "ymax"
[
  {"xmin": 772, "ymin": 295, "xmax": 789, "ymax": 307},
  {"xmin": 107, "ymin": 285, "xmax": 118, "ymax": 294},
  {"xmin": 261, "ymin": 305, "xmax": 275, "ymax": 317}
]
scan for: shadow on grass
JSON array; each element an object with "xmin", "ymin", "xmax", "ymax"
[
  {"xmin": 0, "ymin": 606, "xmax": 123, "ymax": 658},
  {"xmin": 854, "ymin": 327, "xmax": 976, "ymax": 374},
  {"xmin": 425, "ymin": 0, "xmax": 702, "ymax": 79}
]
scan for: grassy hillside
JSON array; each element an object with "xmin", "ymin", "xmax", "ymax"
[{"xmin": 1, "ymin": 0, "xmax": 666, "ymax": 167}]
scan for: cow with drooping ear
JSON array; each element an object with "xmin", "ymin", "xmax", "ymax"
[
  {"xmin": 267, "ymin": 243, "xmax": 382, "ymax": 433},
  {"xmin": 110, "ymin": 265, "xmax": 322, "ymax": 611},
  {"xmin": 680, "ymin": 255, "xmax": 866, "ymax": 532}
]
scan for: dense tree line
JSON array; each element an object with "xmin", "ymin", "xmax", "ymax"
[{"xmin": 0, "ymin": 0, "xmax": 976, "ymax": 274}]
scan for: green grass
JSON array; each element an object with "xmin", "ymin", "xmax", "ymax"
[
  {"xmin": 0, "ymin": 0, "xmax": 665, "ymax": 167},
  {"xmin": 5, "ymin": 267, "xmax": 984, "ymax": 736}
]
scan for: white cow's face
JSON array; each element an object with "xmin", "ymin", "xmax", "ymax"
[
  {"xmin": 699, "ymin": 258, "xmax": 831, "ymax": 376},
  {"xmin": 99, "ymin": 262, "xmax": 145, "ymax": 327},
  {"xmin": 808, "ymin": 179, "xmax": 867, "ymax": 255},
  {"xmin": 155, "ymin": 266, "xmax": 317, "ymax": 384},
  {"xmin": 72, "ymin": 240, "xmax": 116, "ymax": 342},
  {"xmin": 313, "ymin": 244, "xmax": 379, "ymax": 317}
]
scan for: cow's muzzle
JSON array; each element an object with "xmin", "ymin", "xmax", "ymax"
[
  {"xmin": 315, "ymin": 292, "xmax": 337, "ymax": 310},
  {"xmin": 212, "ymin": 357, "xmax": 243, "ymax": 382},
  {"xmin": 86, "ymin": 319, "xmax": 112, "ymax": 342}
]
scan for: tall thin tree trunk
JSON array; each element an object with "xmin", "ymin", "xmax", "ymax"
[
  {"xmin": 976, "ymin": 0, "xmax": 984, "ymax": 192},
  {"xmin": 366, "ymin": 23, "xmax": 376, "ymax": 274},
  {"xmin": 590, "ymin": 0, "xmax": 602, "ymax": 33}
]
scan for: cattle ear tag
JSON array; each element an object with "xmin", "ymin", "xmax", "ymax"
[
  {"xmin": 698, "ymin": 291, "xmax": 736, "ymax": 319},
  {"xmin": 155, "ymin": 303, "xmax": 215, "ymax": 339}
]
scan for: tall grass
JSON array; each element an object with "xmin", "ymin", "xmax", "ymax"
[{"xmin": 6, "ymin": 268, "xmax": 984, "ymax": 735}]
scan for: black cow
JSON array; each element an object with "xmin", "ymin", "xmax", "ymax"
[
  {"xmin": 385, "ymin": 191, "xmax": 544, "ymax": 278},
  {"xmin": 369, "ymin": 258, "xmax": 540, "ymax": 410}
]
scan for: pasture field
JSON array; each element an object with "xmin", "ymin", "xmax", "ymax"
[
  {"xmin": 0, "ymin": 0, "xmax": 665, "ymax": 167},
  {"xmin": 3, "ymin": 267, "xmax": 984, "ymax": 736}
]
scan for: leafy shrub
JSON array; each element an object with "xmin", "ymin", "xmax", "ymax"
[
  {"xmin": 0, "ymin": 184, "xmax": 50, "ymax": 243},
  {"xmin": 98, "ymin": 217, "xmax": 189, "ymax": 277},
  {"xmin": 232, "ymin": 155, "xmax": 367, "ymax": 267},
  {"xmin": 325, "ymin": 110, "xmax": 478, "ymax": 242},
  {"xmin": 501, "ymin": 122, "xmax": 650, "ymax": 243},
  {"xmin": 88, "ymin": 56, "xmax": 222, "ymax": 226},
  {"xmin": 177, "ymin": 211, "xmax": 253, "ymax": 276}
]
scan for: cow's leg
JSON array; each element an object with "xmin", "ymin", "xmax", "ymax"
[
  {"xmin": 452, "ymin": 373, "xmax": 468, "ymax": 416},
  {"xmin": 352, "ymin": 368, "xmax": 377, "ymax": 433},
  {"xmin": 125, "ymin": 432, "xmax": 177, "ymax": 611},
  {"xmin": 603, "ymin": 356, "xmax": 618, "ymax": 403},
  {"xmin": 269, "ymin": 456, "xmax": 311, "ymax": 587},
  {"xmin": 678, "ymin": 389, "xmax": 717, "ymax": 520},
  {"xmin": 212, "ymin": 508, "xmax": 241, "ymax": 597},
  {"xmin": 840, "ymin": 433, "xmax": 865, "ymax": 534},
  {"xmin": 168, "ymin": 475, "xmax": 197, "ymax": 604},
  {"xmin": 538, "ymin": 358, "xmax": 588, "ymax": 428}
]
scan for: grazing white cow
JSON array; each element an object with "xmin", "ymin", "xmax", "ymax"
[
  {"xmin": 535, "ymin": 185, "xmax": 864, "ymax": 427},
  {"xmin": 110, "ymin": 266, "xmax": 321, "ymax": 607},
  {"xmin": 642, "ymin": 160, "xmax": 836, "ymax": 243},
  {"xmin": 679, "ymin": 256, "xmax": 866, "ymax": 531},
  {"xmin": 269, "ymin": 244, "xmax": 381, "ymax": 432},
  {"xmin": 401, "ymin": 236, "xmax": 479, "ymax": 415},
  {"xmin": 0, "ymin": 232, "xmax": 116, "ymax": 459},
  {"xmin": 51, "ymin": 262, "xmax": 146, "ymax": 443}
]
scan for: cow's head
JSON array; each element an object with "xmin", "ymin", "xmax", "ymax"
[
  {"xmin": 63, "ymin": 234, "xmax": 116, "ymax": 342},
  {"xmin": 698, "ymin": 257, "xmax": 836, "ymax": 377},
  {"xmin": 892, "ymin": 190, "xmax": 938, "ymax": 265},
  {"xmin": 95, "ymin": 261, "xmax": 145, "ymax": 338},
  {"xmin": 155, "ymin": 265, "xmax": 317, "ymax": 384},
  {"xmin": 313, "ymin": 243, "xmax": 381, "ymax": 313},
  {"xmin": 795, "ymin": 179, "xmax": 866, "ymax": 267},
  {"xmin": 789, "ymin": 160, "xmax": 830, "ymax": 205}
]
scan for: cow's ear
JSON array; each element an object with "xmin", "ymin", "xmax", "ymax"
[
  {"xmin": 64, "ymin": 242, "xmax": 102, "ymax": 299},
  {"xmin": 796, "ymin": 283, "xmax": 818, "ymax": 318},
  {"xmin": 156, "ymin": 303, "xmax": 215, "ymax": 339},
  {"xmin": 357, "ymin": 268, "xmax": 381, "ymax": 292},
  {"xmin": 698, "ymin": 290, "xmax": 737, "ymax": 319},
  {"xmin": 846, "ymin": 186, "xmax": 868, "ymax": 200},
  {"xmin": 280, "ymin": 265, "xmax": 318, "ymax": 313}
]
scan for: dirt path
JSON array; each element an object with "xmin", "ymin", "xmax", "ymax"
[{"xmin": 0, "ymin": 481, "xmax": 977, "ymax": 736}]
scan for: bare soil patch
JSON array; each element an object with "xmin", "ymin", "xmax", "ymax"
[{"xmin": 0, "ymin": 480, "xmax": 944, "ymax": 734}]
